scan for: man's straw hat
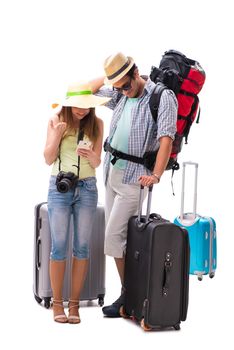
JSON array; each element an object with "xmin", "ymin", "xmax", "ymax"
[{"xmin": 104, "ymin": 52, "xmax": 135, "ymax": 85}]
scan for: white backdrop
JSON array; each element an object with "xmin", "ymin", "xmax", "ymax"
[{"xmin": 0, "ymin": 0, "xmax": 233, "ymax": 348}]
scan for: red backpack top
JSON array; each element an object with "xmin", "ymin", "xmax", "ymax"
[{"xmin": 149, "ymin": 50, "xmax": 206, "ymax": 170}]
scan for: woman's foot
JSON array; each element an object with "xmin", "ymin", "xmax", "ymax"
[
  {"xmin": 68, "ymin": 300, "xmax": 80, "ymax": 324},
  {"xmin": 52, "ymin": 300, "xmax": 68, "ymax": 323}
]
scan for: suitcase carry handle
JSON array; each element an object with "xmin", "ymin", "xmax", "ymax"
[
  {"xmin": 36, "ymin": 237, "xmax": 41, "ymax": 270},
  {"xmin": 180, "ymin": 161, "xmax": 198, "ymax": 222},
  {"xmin": 149, "ymin": 213, "xmax": 162, "ymax": 220},
  {"xmin": 137, "ymin": 185, "xmax": 153, "ymax": 223},
  {"xmin": 162, "ymin": 252, "xmax": 172, "ymax": 297}
]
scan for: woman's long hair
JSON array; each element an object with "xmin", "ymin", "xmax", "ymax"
[{"xmin": 58, "ymin": 107, "xmax": 100, "ymax": 143}]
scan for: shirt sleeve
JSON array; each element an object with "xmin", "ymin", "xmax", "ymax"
[
  {"xmin": 95, "ymin": 86, "xmax": 122, "ymax": 110},
  {"xmin": 156, "ymin": 89, "xmax": 178, "ymax": 141}
]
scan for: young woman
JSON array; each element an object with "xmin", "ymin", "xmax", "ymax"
[{"xmin": 44, "ymin": 83, "xmax": 110, "ymax": 324}]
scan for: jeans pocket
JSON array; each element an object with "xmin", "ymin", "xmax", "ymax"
[
  {"xmin": 84, "ymin": 178, "xmax": 97, "ymax": 192},
  {"xmin": 48, "ymin": 176, "xmax": 57, "ymax": 191}
]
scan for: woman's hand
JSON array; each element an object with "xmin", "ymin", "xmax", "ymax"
[
  {"xmin": 44, "ymin": 116, "xmax": 67, "ymax": 165},
  {"xmin": 138, "ymin": 174, "xmax": 159, "ymax": 187},
  {"xmin": 50, "ymin": 119, "xmax": 67, "ymax": 136},
  {"xmin": 76, "ymin": 147, "xmax": 101, "ymax": 168}
]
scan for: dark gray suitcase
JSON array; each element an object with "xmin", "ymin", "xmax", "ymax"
[
  {"xmin": 33, "ymin": 202, "xmax": 105, "ymax": 308},
  {"xmin": 122, "ymin": 186, "xmax": 190, "ymax": 331}
]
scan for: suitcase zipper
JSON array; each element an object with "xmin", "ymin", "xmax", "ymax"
[
  {"xmin": 34, "ymin": 202, "xmax": 47, "ymax": 296},
  {"xmin": 181, "ymin": 229, "xmax": 190, "ymax": 321},
  {"xmin": 204, "ymin": 216, "xmax": 214, "ymax": 275}
]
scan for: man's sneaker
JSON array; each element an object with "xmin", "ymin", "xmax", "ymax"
[{"xmin": 102, "ymin": 293, "xmax": 125, "ymax": 318}]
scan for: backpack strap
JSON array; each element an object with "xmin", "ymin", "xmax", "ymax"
[
  {"xmin": 103, "ymin": 139, "xmax": 157, "ymax": 171},
  {"xmin": 104, "ymin": 140, "xmax": 145, "ymax": 166},
  {"xmin": 149, "ymin": 82, "xmax": 168, "ymax": 123}
]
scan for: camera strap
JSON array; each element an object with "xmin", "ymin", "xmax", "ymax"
[
  {"xmin": 75, "ymin": 129, "xmax": 84, "ymax": 177},
  {"xmin": 58, "ymin": 129, "xmax": 84, "ymax": 178}
]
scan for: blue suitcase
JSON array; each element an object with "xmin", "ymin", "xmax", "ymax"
[{"xmin": 174, "ymin": 162, "xmax": 217, "ymax": 281}]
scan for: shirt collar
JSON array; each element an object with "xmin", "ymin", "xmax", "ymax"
[
  {"xmin": 143, "ymin": 77, "xmax": 156, "ymax": 95},
  {"xmin": 141, "ymin": 75, "xmax": 156, "ymax": 94}
]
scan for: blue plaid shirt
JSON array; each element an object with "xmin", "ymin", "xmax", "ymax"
[{"xmin": 97, "ymin": 78, "xmax": 177, "ymax": 184}]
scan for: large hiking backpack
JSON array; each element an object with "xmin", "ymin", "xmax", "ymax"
[{"xmin": 149, "ymin": 50, "xmax": 206, "ymax": 170}]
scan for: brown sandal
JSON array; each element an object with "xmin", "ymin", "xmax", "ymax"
[
  {"xmin": 68, "ymin": 300, "xmax": 80, "ymax": 324},
  {"xmin": 52, "ymin": 299, "xmax": 68, "ymax": 323}
]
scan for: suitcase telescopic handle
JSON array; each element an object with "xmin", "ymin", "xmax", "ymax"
[
  {"xmin": 137, "ymin": 185, "xmax": 153, "ymax": 223},
  {"xmin": 180, "ymin": 161, "xmax": 198, "ymax": 221}
]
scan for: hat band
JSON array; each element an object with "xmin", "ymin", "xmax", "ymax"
[
  {"xmin": 107, "ymin": 60, "xmax": 131, "ymax": 80},
  {"xmin": 66, "ymin": 90, "xmax": 92, "ymax": 97}
]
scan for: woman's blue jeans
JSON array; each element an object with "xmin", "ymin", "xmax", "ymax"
[{"xmin": 47, "ymin": 176, "xmax": 98, "ymax": 261}]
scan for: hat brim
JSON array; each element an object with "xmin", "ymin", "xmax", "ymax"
[
  {"xmin": 104, "ymin": 56, "xmax": 135, "ymax": 85},
  {"xmin": 53, "ymin": 95, "xmax": 111, "ymax": 109}
]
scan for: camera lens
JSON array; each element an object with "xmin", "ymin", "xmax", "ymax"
[{"xmin": 56, "ymin": 178, "xmax": 71, "ymax": 193}]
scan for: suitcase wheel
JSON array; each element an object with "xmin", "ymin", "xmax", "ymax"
[
  {"xmin": 140, "ymin": 318, "xmax": 152, "ymax": 331},
  {"xmin": 174, "ymin": 324, "xmax": 181, "ymax": 331},
  {"xmin": 44, "ymin": 297, "xmax": 51, "ymax": 309},
  {"xmin": 197, "ymin": 274, "xmax": 203, "ymax": 281},
  {"xmin": 98, "ymin": 295, "xmax": 104, "ymax": 307},
  {"xmin": 34, "ymin": 294, "xmax": 42, "ymax": 304},
  {"xmin": 119, "ymin": 306, "xmax": 130, "ymax": 319},
  {"xmin": 209, "ymin": 272, "xmax": 215, "ymax": 279}
]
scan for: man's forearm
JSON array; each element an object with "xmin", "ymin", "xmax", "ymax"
[
  {"xmin": 89, "ymin": 77, "xmax": 105, "ymax": 93},
  {"xmin": 152, "ymin": 136, "xmax": 173, "ymax": 178}
]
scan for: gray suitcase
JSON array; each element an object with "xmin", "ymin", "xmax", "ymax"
[{"xmin": 33, "ymin": 202, "xmax": 106, "ymax": 308}]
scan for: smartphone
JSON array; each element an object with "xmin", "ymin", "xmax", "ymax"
[{"xmin": 77, "ymin": 140, "xmax": 92, "ymax": 150}]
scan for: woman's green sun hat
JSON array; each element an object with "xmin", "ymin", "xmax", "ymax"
[{"xmin": 52, "ymin": 83, "xmax": 110, "ymax": 109}]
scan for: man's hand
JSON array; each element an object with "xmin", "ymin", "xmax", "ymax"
[{"xmin": 138, "ymin": 174, "xmax": 159, "ymax": 187}]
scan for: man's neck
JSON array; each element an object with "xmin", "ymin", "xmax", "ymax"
[{"xmin": 135, "ymin": 77, "xmax": 146, "ymax": 97}]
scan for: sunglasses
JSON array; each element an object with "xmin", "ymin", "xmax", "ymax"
[{"xmin": 113, "ymin": 79, "xmax": 132, "ymax": 93}]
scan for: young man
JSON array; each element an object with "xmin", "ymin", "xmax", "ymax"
[{"xmin": 92, "ymin": 52, "xmax": 177, "ymax": 317}]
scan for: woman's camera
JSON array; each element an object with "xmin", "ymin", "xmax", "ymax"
[{"xmin": 56, "ymin": 171, "xmax": 78, "ymax": 193}]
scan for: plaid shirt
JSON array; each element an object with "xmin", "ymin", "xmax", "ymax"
[{"xmin": 97, "ymin": 78, "xmax": 177, "ymax": 184}]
